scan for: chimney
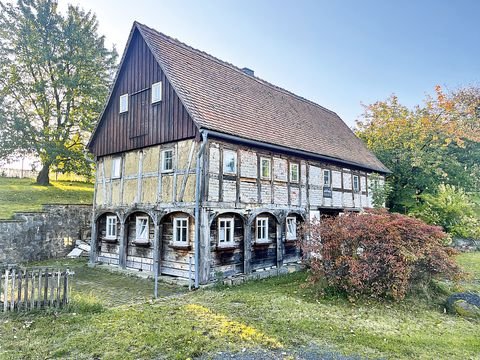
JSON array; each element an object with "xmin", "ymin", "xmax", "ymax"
[{"xmin": 242, "ymin": 67, "xmax": 254, "ymax": 77}]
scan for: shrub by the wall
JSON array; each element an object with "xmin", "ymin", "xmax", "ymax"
[{"xmin": 301, "ymin": 209, "xmax": 462, "ymax": 300}]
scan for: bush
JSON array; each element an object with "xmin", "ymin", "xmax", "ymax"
[
  {"xmin": 301, "ymin": 209, "xmax": 462, "ymax": 301},
  {"xmin": 412, "ymin": 184, "xmax": 480, "ymax": 239}
]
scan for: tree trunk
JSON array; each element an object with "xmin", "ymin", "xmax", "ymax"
[{"xmin": 36, "ymin": 162, "xmax": 51, "ymax": 185}]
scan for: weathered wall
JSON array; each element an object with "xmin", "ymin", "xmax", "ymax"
[
  {"xmin": 206, "ymin": 139, "xmax": 378, "ymax": 212},
  {"xmin": 95, "ymin": 138, "xmax": 198, "ymax": 210},
  {"xmin": 0, "ymin": 205, "xmax": 91, "ymax": 264}
]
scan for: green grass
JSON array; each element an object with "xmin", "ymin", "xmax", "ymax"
[
  {"xmin": 0, "ymin": 177, "xmax": 93, "ymax": 219},
  {"xmin": 0, "ymin": 254, "xmax": 479, "ymax": 359}
]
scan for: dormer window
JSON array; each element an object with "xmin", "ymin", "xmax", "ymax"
[
  {"xmin": 119, "ymin": 94, "xmax": 128, "ymax": 113},
  {"xmin": 151, "ymin": 82, "xmax": 162, "ymax": 103}
]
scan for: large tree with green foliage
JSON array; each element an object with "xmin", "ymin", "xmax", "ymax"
[
  {"xmin": 0, "ymin": 0, "xmax": 117, "ymax": 185},
  {"xmin": 356, "ymin": 86, "xmax": 480, "ymax": 213}
]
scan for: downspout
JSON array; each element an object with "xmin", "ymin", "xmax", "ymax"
[{"xmin": 194, "ymin": 130, "xmax": 208, "ymax": 289}]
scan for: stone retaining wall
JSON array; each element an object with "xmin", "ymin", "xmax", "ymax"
[{"xmin": 0, "ymin": 204, "xmax": 92, "ymax": 264}]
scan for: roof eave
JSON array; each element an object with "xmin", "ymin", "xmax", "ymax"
[{"xmin": 202, "ymin": 129, "xmax": 391, "ymax": 174}]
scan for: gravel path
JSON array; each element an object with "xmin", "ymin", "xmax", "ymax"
[{"xmin": 196, "ymin": 344, "xmax": 365, "ymax": 360}]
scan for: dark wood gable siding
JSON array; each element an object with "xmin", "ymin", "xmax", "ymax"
[{"xmin": 90, "ymin": 30, "xmax": 198, "ymax": 157}]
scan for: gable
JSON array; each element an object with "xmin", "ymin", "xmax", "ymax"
[{"xmin": 88, "ymin": 29, "xmax": 197, "ymax": 157}]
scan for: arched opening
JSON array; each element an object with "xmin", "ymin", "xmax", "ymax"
[
  {"xmin": 284, "ymin": 212, "xmax": 304, "ymax": 264},
  {"xmin": 210, "ymin": 212, "xmax": 245, "ymax": 278},
  {"xmin": 125, "ymin": 211, "xmax": 154, "ymax": 271},
  {"xmin": 96, "ymin": 212, "xmax": 120, "ymax": 266},
  {"xmin": 250, "ymin": 212, "xmax": 278, "ymax": 271},
  {"xmin": 160, "ymin": 211, "xmax": 195, "ymax": 278}
]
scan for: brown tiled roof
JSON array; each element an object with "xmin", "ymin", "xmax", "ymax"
[{"xmin": 136, "ymin": 22, "xmax": 390, "ymax": 173}]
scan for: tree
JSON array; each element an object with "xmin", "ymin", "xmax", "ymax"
[
  {"xmin": 355, "ymin": 86, "xmax": 480, "ymax": 212},
  {"xmin": 0, "ymin": 0, "xmax": 117, "ymax": 185}
]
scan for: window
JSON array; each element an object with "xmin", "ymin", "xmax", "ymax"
[
  {"xmin": 218, "ymin": 218, "xmax": 234, "ymax": 245},
  {"xmin": 286, "ymin": 217, "xmax": 297, "ymax": 240},
  {"xmin": 323, "ymin": 169, "xmax": 331, "ymax": 187},
  {"xmin": 162, "ymin": 149, "xmax": 173, "ymax": 172},
  {"xmin": 256, "ymin": 217, "xmax": 269, "ymax": 242},
  {"xmin": 151, "ymin": 81, "xmax": 162, "ymax": 103},
  {"xmin": 223, "ymin": 149, "xmax": 237, "ymax": 174},
  {"xmin": 119, "ymin": 94, "xmax": 128, "ymax": 113},
  {"xmin": 353, "ymin": 175, "xmax": 360, "ymax": 192},
  {"xmin": 173, "ymin": 217, "xmax": 189, "ymax": 244},
  {"xmin": 112, "ymin": 157, "xmax": 122, "ymax": 179},
  {"xmin": 260, "ymin": 158, "xmax": 271, "ymax": 179},
  {"xmin": 106, "ymin": 216, "xmax": 117, "ymax": 239},
  {"xmin": 290, "ymin": 163, "xmax": 299, "ymax": 182},
  {"xmin": 135, "ymin": 216, "xmax": 149, "ymax": 242}
]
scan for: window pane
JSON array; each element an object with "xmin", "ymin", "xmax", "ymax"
[{"xmin": 181, "ymin": 226, "xmax": 187, "ymax": 242}]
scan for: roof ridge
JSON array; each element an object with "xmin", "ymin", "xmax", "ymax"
[{"xmin": 134, "ymin": 21, "xmax": 339, "ymax": 117}]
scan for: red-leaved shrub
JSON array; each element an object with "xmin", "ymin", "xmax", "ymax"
[{"xmin": 301, "ymin": 209, "xmax": 462, "ymax": 300}]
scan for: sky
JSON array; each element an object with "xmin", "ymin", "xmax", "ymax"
[{"xmin": 58, "ymin": 0, "xmax": 480, "ymax": 128}]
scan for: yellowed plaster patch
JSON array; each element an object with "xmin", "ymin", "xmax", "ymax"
[
  {"xmin": 125, "ymin": 151, "xmax": 139, "ymax": 176},
  {"xmin": 142, "ymin": 146, "xmax": 159, "ymax": 174},
  {"xmin": 123, "ymin": 179, "xmax": 137, "ymax": 204},
  {"xmin": 103, "ymin": 157, "xmax": 112, "ymax": 179},
  {"xmin": 161, "ymin": 175, "xmax": 173, "ymax": 203},
  {"xmin": 141, "ymin": 177, "xmax": 158, "ymax": 204},
  {"xmin": 111, "ymin": 180, "xmax": 121, "ymax": 206}
]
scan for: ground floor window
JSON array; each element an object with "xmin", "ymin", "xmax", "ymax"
[
  {"xmin": 286, "ymin": 216, "xmax": 297, "ymax": 240},
  {"xmin": 218, "ymin": 218, "xmax": 234, "ymax": 245},
  {"xmin": 256, "ymin": 217, "xmax": 269, "ymax": 242},
  {"xmin": 106, "ymin": 215, "xmax": 117, "ymax": 239},
  {"xmin": 135, "ymin": 216, "xmax": 149, "ymax": 242},
  {"xmin": 174, "ymin": 217, "xmax": 189, "ymax": 244}
]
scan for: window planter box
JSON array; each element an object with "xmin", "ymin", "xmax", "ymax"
[
  {"xmin": 216, "ymin": 243, "xmax": 239, "ymax": 251},
  {"xmin": 168, "ymin": 243, "xmax": 191, "ymax": 251},
  {"xmin": 254, "ymin": 240, "xmax": 272, "ymax": 246},
  {"xmin": 102, "ymin": 237, "xmax": 118, "ymax": 243},
  {"xmin": 132, "ymin": 239, "xmax": 151, "ymax": 247}
]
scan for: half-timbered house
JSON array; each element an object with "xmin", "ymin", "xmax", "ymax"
[{"xmin": 87, "ymin": 22, "xmax": 390, "ymax": 286}]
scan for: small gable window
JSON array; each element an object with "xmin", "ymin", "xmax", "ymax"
[
  {"xmin": 119, "ymin": 94, "xmax": 128, "ymax": 113},
  {"xmin": 135, "ymin": 216, "xmax": 149, "ymax": 243},
  {"xmin": 112, "ymin": 157, "xmax": 122, "ymax": 179},
  {"xmin": 223, "ymin": 149, "xmax": 237, "ymax": 174},
  {"xmin": 151, "ymin": 81, "xmax": 162, "ymax": 103},
  {"xmin": 162, "ymin": 149, "xmax": 174, "ymax": 172},
  {"xmin": 106, "ymin": 215, "xmax": 117, "ymax": 240},
  {"xmin": 260, "ymin": 158, "xmax": 271, "ymax": 179},
  {"xmin": 353, "ymin": 175, "xmax": 360, "ymax": 192},
  {"xmin": 290, "ymin": 163, "xmax": 299, "ymax": 182}
]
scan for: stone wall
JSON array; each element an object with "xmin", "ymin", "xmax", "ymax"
[{"xmin": 0, "ymin": 204, "xmax": 92, "ymax": 264}]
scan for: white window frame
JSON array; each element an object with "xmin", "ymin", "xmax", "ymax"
[
  {"xmin": 290, "ymin": 163, "xmax": 299, "ymax": 183},
  {"xmin": 323, "ymin": 169, "xmax": 331, "ymax": 187},
  {"xmin": 256, "ymin": 217, "xmax": 269, "ymax": 243},
  {"xmin": 119, "ymin": 94, "xmax": 128, "ymax": 113},
  {"xmin": 353, "ymin": 175, "xmax": 360, "ymax": 193},
  {"xmin": 162, "ymin": 149, "xmax": 174, "ymax": 172},
  {"xmin": 260, "ymin": 158, "xmax": 271, "ymax": 179},
  {"xmin": 173, "ymin": 216, "xmax": 189, "ymax": 244},
  {"xmin": 151, "ymin": 81, "xmax": 162, "ymax": 103},
  {"xmin": 111, "ymin": 157, "xmax": 122, "ymax": 179},
  {"xmin": 218, "ymin": 218, "xmax": 235, "ymax": 245},
  {"xmin": 135, "ymin": 216, "xmax": 149, "ymax": 242},
  {"xmin": 223, "ymin": 149, "xmax": 237, "ymax": 174},
  {"xmin": 105, "ymin": 215, "xmax": 117, "ymax": 240},
  {"xmin": 286, "ymin": 216, "xmax": 297, "ymax": 240}
]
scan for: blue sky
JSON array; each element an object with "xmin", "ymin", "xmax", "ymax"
[{"xmin": 66, "ymin": 0, "xmax": 479, "ymax": 127}]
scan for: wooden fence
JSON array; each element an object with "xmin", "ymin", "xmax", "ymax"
[{"xmin": 0, "ymin": 267, "xmax": 73, "ymax": 312}]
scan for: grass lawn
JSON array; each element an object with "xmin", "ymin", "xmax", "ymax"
[
  {"xmin": 0, "ymin": 177, "xmax": 93, "ymax": 219},
  {"xmin": 0, "ymin": 253, "xmax": 479, "ymax": 359}
]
